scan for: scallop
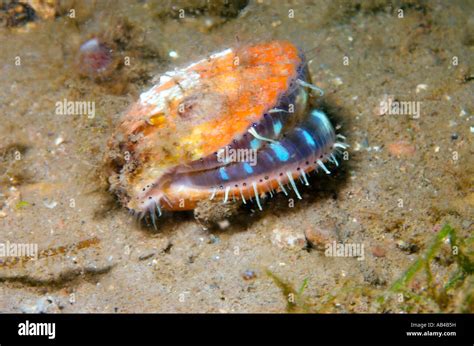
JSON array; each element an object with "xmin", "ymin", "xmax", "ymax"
[{"xmin": 106, "ymin": 41, "xmax": 348, "ymax": 221}]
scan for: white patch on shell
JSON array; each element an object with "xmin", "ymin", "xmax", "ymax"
[
  {"xmin": 139, "ymin": 48, "xmax": 234, "ymax": 116},
  {"xmin": 209, "ymin": 48, "xmax": 233, "ymax": 60},
  {"xmin": 139, "ymin": 71, "xmax": 200, "ymax": 115}
]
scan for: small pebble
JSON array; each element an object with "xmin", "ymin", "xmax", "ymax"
[
  {"xmin": 332, "ymin": 77, "xmax": 343, "ymax": 86},
  {"xmin": 396, "ymin": 240, "xmax": 419, "ymax": 254},
  {"xmin": 451, "ymin": 133, "xmax": 458, "ymax": 140},
  {"xmin": 204, "ymin": 17, "xmax": 214, "ymax": 28},
  {"xmin": 242, "ymin": 270, "xmax": 257, "ymax": 280},
  {"xmin": 415, "ymin": 84, "xmax": 428, "ymax": 93},
  {"xmin": 43, "ymin": 199, "xmax": 57, "ymax": 209},
  {"xmin": 217, "ymin": 219, "xmax": 230, "ymax": 230},
  {"xmin": 371, "ymin": 245, "xmax": 386, "ymax": 258},
  {"xmin": 54, "ymin": 136, "xmax": 64, "ymax": 146},
  {"xmin": 304, "ymin": 226, "xmax": 334, "ymax": 251},
  {"xmin": 271, "ymin": 20, "xmax": 282, "ymax": 27},
  {"xmin": 208, "ymin": 234, "xmax": 220, "ymax": 244},
  {"xmin": 387, "ymin": 141, "xmax": 416, "ymax": 157}
]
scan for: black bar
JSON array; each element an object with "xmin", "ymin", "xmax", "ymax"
[{"xmin": 0, "ymin": 313, "xmax": 472, "ymax": 345}]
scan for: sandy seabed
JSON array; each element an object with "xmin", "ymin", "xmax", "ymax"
[{"xmin": 0, "ymin": 0, "xmax": 473, "ymax": 313}]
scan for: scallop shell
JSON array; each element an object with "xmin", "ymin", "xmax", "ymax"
[{"xmin": 106, "ymin": 41, "xmax": 348, "ymax": 219}]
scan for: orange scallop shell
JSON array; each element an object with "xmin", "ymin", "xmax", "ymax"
[{"xmin": 107, "ymin": 41, "xmax": 303, "ymax": 212}]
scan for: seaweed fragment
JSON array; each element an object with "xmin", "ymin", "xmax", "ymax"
[
  {"xmin": 379, "ymin": 224, "xmax": 473, "ymax": 312},
  {"xmin": 266, "ymin": 270, "xmax": 311, "ymax": 313}
]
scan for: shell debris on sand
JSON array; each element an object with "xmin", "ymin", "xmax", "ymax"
[{"xmin": 271, "ymin": 228, "xmax": 307, "ymax": 249}]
